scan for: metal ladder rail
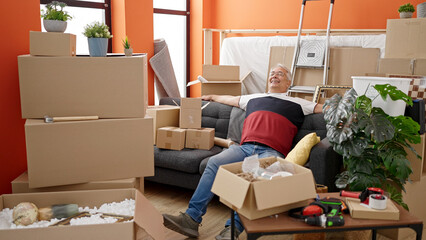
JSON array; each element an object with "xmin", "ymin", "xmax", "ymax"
[{"xmin": 289, "ymin": 0, "xmax": 307, "ymax": 90}]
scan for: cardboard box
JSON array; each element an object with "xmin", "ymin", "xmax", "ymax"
[
  {"xmin": 146, "ymin": 105, "xmax": 180, "ymax": 143},
  {"xmin": 0, "ymin": 188, "xmax": 165, "ymax": 240},
  {"xmin": 25, "ymin": 118, "xmax": 154, "ymax": 188},
  {"xmin": 268, "ymin": 47, "xmax": 380, "ymax": 91},
  {"xmin": 185, "ymin": 128, "xmax": 214, "ymax": 150},
  {"xmin": 188, "ymin": 65, "xmax": 248, "ymax": 96},
  {"xmin": 345, "ymin": 197, "xmax": 399, "ymax": 221},
  {"xmin": 11, "ymin": 171, "xmax": 144, "ymax": 193},
  {"xmin": 30, "ymin": 31, "xmax": 76, "ymax": 56},
  {"xmin": 385, "ymin": 18, "xmax": 426, "ymax": 59},
  {"xmin": 156, "ymin": 127, "xmax": 186, "ymax": 150},
  {"xmin": 18, "ymin": 54, "xmax": 147, "ymax": 118},
  {"xmin": 180, "ymin": 98, "xmax": 202, "ymax": 129},
  {"xmin": 378, "ymin": 58, "xmax": 426, "ymax": 75},
  {"xmin": 405, "ymin": 134, "xmax": 425, "ymax": 181},
  {"xmin": 211, "ymin": 157, "xmax": 317, "ymax": 220}
]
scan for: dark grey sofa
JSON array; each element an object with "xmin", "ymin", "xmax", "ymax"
[{"xmin": 146, "ymin": 97, "xmax": 343, "ymax": 192}]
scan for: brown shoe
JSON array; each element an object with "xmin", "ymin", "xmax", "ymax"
[{"xmin": 163, "ymin": 212, "xmax": 199, "ymax": 238}]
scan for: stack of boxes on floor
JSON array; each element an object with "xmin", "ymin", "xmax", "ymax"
[
  {"xmin": 377, "ymin": 18, "xmax": 426, "ymax": 240},
  {"xmin": 0, "ymin": 31, "xmax": 165, "ymax": 239},
  {"xmin": 152, "ymin": 98, "xmax": 215, "ymax": 151}
]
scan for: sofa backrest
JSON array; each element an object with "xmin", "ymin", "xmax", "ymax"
[{"xmin": 159, "ymin": 97, "xmax": 232, "ymax": 139}]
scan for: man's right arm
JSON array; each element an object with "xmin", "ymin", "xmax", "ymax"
[{"xmin": 201, "ymin": 95, "xmax": 241, "ymax": 107}]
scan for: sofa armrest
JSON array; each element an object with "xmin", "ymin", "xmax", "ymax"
[{"xmin": 307, "ymin": 138, "xmax": 342, "ymax": 192}]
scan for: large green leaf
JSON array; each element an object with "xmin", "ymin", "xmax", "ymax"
[
  {"xmin": 323, "ymin": 89, "xmax": 357, "ymax": 126},
  {"xmin": 389, "ymin": 115, "xmax": 421, "ymax": 145},
  {"xmin": 374, "ymin": 84, "xmax": 413, "ymax": 106},
  {"xmin": 332, "ymin": 135, "xmax": 368, "ymax": 158},
  {"xmin": 355, "ymin": 95, "xmax": 372, "ymax": 115},
  {"xmin": 357, "ymin": 108, "xmax": 394, "ymax": 143}
]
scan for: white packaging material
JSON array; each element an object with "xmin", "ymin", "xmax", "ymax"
[
  {"xmin": 242, "ymin": 154, "xmax": 260, "ymax": 176},
  {"xmin": 352, "ymin": 76, "xmax": 412, "ymax": 116}
]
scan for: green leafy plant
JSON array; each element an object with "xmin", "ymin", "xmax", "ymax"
[
  {"xmin": 41, "ymin": 1, "xmax": 72, "ymax": 21},
  {"xmin": 398, "ymin": 3, "xmax": 415, "ymax": 13},
  {"xmin": 122, "ymin": 36, "xmax": 131, "ymax": 49},
  {"xmin": 83, "ymin": 22, "xmax": 113, "ymax": 39},
  {"xmin": 323, "ymin": 84, "xmax": 421, "ymax": 210}
]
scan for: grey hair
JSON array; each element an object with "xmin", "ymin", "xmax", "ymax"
[{"xmin": 271, "ymin": 64, "xmax": 292, "ymax": 81}]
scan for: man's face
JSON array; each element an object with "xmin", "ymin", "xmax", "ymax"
[{"xmin": 268, "ymin": 67, "xmax": 291, "ymax": 93}]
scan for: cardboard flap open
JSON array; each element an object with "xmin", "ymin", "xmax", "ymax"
[
  {"xmin": 240, "ymin": 71, "xmax": 252, "ymax": 83},
  {"xmin": 211, "ymin": 166, "xmax": 250, "ymax": 209},
  {"xmin": 252, "ymin": 171, "xmax": 317, "ymax": 210},
  {"xmin": 134, "ymin": 190, "xmax": 166, "ymax": 240}
]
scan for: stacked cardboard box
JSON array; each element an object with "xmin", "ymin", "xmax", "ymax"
[
  {"xmin": 155, "ymin": 98, "xmax": 215, "ymax": 150},
  {"xmin": 1, "ymin": 31, "xmax": 164, "ymax": 239}
]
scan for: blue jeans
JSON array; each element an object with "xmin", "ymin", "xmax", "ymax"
[{"xmin": 185, "ymin": 143, "xmax": 284, "ymax": 233}]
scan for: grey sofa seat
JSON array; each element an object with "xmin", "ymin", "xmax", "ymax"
[{"xmin": 146, "ymin": 97, "xmax": 343, "ymax": 192}]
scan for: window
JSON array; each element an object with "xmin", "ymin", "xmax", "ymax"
[
  {"xmin": 40, "ymin": 0, "xmax": 111, "ymax": 55},
  {"xmin": 154, "ymin": 0, "xmax": 190, "ymax": 99}
]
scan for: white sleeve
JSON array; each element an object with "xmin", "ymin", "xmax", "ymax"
[
  {"xmin": 293, "ymin": 98, "xmax": 317, "ymax": 115},
  {"xmin": 238, "ymin": 93, "xmax": 265, "ymax": 110}
]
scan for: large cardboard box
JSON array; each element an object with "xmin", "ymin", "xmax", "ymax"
[
  {"xmin": 385, "ymin": 18, "xmax": 426, "ymax": 59},
  {"xmin": 378, "ymin": 58, "xmax": 426, "ymax": 75},
  {"xmin": 25, "ymin": 118, "xmax": 154, "ymax": 188},
  {"xmin": 0, "ymin": 189, "xmax": 165, "ymax": 240},
  {"xmin": 211, "ymin": 157, "xmax": 317, "ymax": 220},
  {"xmin": 146, "ymin": 105, "xmax": 180, "ymax": 143},
  {"xmin": 30, "ymin": 31, "xmax": 76, "ymax": 56},
  {"xmin": 185, "ymin": 128, "xmax": 214, "ymax": 150},
  {"xmin": 345, "ymin": 197, "xmax": 399, "ymax": 220},
  {"xmin": 11, "ymin": 171, "xmax": 144, "ymax": 193},
  {"xmin": 188, "ymin": 65, "xmax": 250, "ymax": 96},
  {"xmin": 180, "ymin": 98, "xmax": 202, "ymax": 129},
  {"xmin": 405, "ymin": 134, "xmax": 425, "ymax": 182},
  {"xmin": 18, "ymin": 54, "xmax": 147, "ymax": 118},
  {"xmin": 268, "ymin": 46, "xmax": 380, "ymax": 91},
  {"xmin": 156, "ymin": 126, "xmax": 186, "ymax": 150}
]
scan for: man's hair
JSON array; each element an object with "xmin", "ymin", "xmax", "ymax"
[{"xmin": 271, "ymin": 64, "xmax": 292, "ymax": 81}]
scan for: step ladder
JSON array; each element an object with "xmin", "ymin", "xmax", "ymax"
[{"xmin": 288, "ymin": 0, "xmax": 335, "ymax": 96}]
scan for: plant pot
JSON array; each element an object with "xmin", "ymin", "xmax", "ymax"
[
  {"xmin": 43, "ymin": 19, "xmax": 67, "ymax": 33},
  {"xmin": 88, "ymin": 38, "xmax": 108, "ymax": 57},
  {"xmin": 418, "ymin": 2, "xmax": 426, "ymax": 18},
  {"xmin": 124, "ymin": 48, "xmax": 133, "ymax": 57},
  {"xmin": 399, "ymin": 11, "xmax": 413, "ymax": 18}
]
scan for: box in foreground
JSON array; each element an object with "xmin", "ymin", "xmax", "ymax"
[
  {"xmin": 0, "ymin": 188, "xmax": 165, "ymax": 240},
  {"xmin": 25, "ymin": 118, "xmax": 154, "ymax": 188},
  {"xmin": 211, "ymin": 157, "xmax": 317, "ymax": 220}
]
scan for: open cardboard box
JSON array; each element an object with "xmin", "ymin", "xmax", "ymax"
[
  {"xmin": 11, "ymin": 172, "xmax": 144, "ymax": 194},
  {"xmin": 187, "ymin": 65, "xmax": 250, "ymax": 96},
  {"xmin": 211, "ymin": 156, "xmax": 317, "ymax": 220},
  {"xmin": 0, "ymin": 188, "xmax": 165, "ymax": 240},
  {"xmin": 25, "ymin": 118, "xmax": 154, "ymax": 188}
]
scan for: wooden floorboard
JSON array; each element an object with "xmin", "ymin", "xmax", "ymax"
[{"xmin": 143, "ymin": 181, "xmax": 415, "ymax": 240}]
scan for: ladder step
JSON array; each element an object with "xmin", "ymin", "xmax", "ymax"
[
  {"xmin": 288, "ymin": 86, "xmax": 316, "ymax": 94},
  {"xmin": 294, "ymin": 65, "xmax": 325, "ymax": 69}
]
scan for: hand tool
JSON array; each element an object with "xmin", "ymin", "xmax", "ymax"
[{"xmin": 340, "ymin": 187, "xmax": 384, "ymax": 205}]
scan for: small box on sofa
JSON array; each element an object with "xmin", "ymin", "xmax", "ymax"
[
  {"xmin": 185, "ymin": 128, "xmax": 215, "ymax": 150},
  {"xmin": 157, "ymin": 126, "xmax": 186, "ymax": 150}
]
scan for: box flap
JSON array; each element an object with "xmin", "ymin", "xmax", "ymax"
[
  {"xmin": 203, "ymin": 65, "xmax": 239, "ymax": 81},
  {"xmin": 240, "ymin": 71, "xmax": 252, "ymax": 83},
  {"xmin": 134, "ymin": 190, "xmax": 166, "ymax": 240},
  {"xmin": 211, "ymin": 166, "xmax": 250, "ymax": 209},
  {"xmin": 181, "ymin": 98, "xmax": 201, "ymax": 109}
]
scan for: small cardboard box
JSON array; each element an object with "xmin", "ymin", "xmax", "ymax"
[
  {"xmin": 30, "ymin": 31, "xmax": 76, "ymax": 56},
  {"xmin": 405, "ymin": 134, "xmax": 425, "ymax": 182},
  {"xmin": 188, "ymin": 65, "xmax": 248, "ymax": 96},
  {"xmin": 18, "ymin": 54, "xmax": 147, "ymax": 118},
  {"xmin": 385, "ymin": 18, "xmax": 426, "ymax": 59},
  {"xmin": 11, "ymin": 171, "xmax": 144, "ymax": 193},
  {"xmin": 378, "ymin": 58, "xmax": 426, "ymax": 76},
  {"xmin": 25, "ymin": 118, "xmax": 154, "ymax": 188},
  {"xmin": 211, "ymin": 157, "xmax": 317, "ymax": 220},
  {"xmin": 156, "ymin": 127, "xmax": 186, "ymax": 150},
  {"xmin": 146, "ymin": 105, "xmax": 180, "ymax": 143},
  {"xmin": 345, "ymin": 197, "xmax": 400, "ymax": 220},
  {"xmin": 185, "ymin": 128, "xmax": 215, "ymax": 150},
  {"xmin": 180, "ymin": 98, "xmax": 202, "ymax": 129},
  {"xmin": 0, "ymin": 188, "xmax": 165, "ymax": 240}
]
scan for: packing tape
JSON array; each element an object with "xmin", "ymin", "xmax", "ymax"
[
  {"xmin": 166, "ymin": 131, "xmax": 173, "ymax": 137},
  {"xmin": 369, "ymin": 194, "xmax": 387, "ymax": 210}
]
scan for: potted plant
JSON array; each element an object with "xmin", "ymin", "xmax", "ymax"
[
  {"xmin": 398, "ymin": 3, "xmax": 415, "ymax": 18},
  {"xmin": 323, "ymin": 84, "xmax": 421, "ymax": 210},
  {"xmin": 40, "ymin": 1, "xmax": 72, "ymax": 33},
  {"xmin": 122, "ymin": 36, "xmax": 133, "ymax": 57},
  {"xmin": 83, "ymin": 22, "xmax": 113, "ymax": 57}
]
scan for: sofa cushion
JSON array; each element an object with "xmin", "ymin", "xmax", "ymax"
[
  {"xmin": 285, "ymin": 132, "xmax": 321, "ymax": 166},
  {"xmin": 293, "ymin": 113, "xmax": 327, "ymax": 144},
  {"xmin": 227, "ymin": 107, "xmax": 245, "ymax": 143},
  {"xmin": 154, "ymin": 146, "xmax": 223, "ymax": 174}
]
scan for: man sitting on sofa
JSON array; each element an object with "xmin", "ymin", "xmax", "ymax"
[{"xmin": 163, "ymin": 64, "xmax": 323, "ymax": 239}]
